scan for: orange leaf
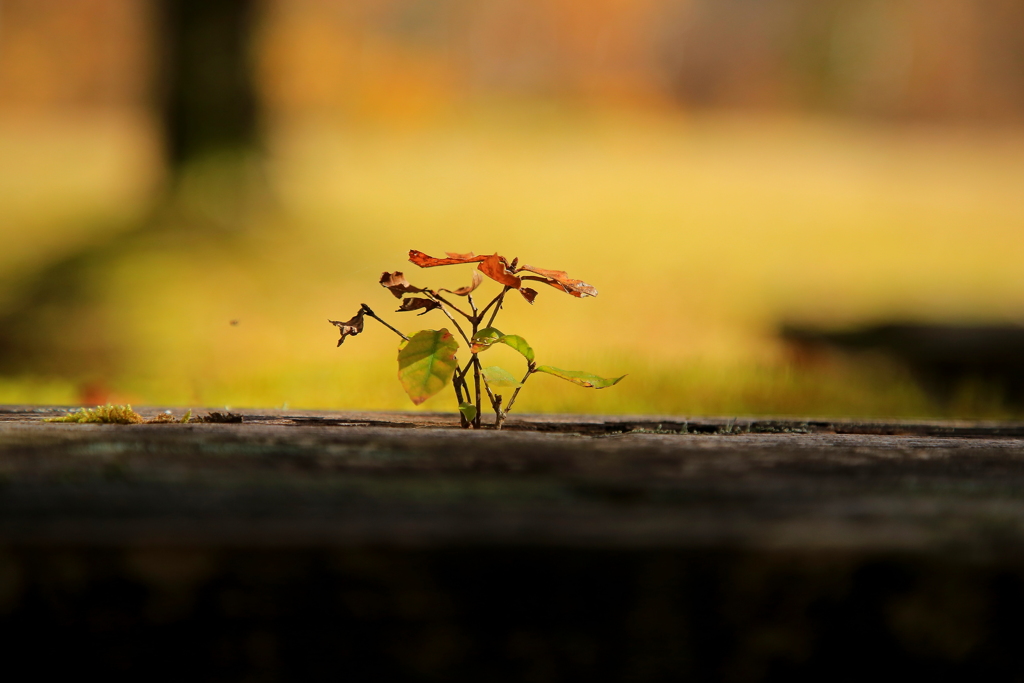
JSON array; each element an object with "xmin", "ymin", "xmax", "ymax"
[
  {"xmin": 518, "ymin": 265, "xmax": 598, "ymax": 298},
  {"xmin": 380, "ymin": 271, "xmax": 428, "ymax": 299},
  {"xmin": 409, "ymin": 250, "xmax": 488, "ymax": 267},
  {"xmin": 478, "ymin": 254, "xmax": 522, "ymax": 289}
]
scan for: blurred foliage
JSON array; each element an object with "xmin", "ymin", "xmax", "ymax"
[{"xmin": 2, "ymin": 107, "xmax": 1024, "ymax": 417}]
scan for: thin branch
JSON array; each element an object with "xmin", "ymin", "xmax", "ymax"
[
  {"xmin": 453, "ymin": 361, "xmax": 476, "ymax": 427},
  {"xmin": 432, "ymin": 293, "xmax": 474, "ymax": 321},
  {"xmin": 485, "ymin": 287, "xmax": 510, "ymax": 328},
  {"xmin": 452, "ymin": 373, "xmax": 469, "ymax": 428},
  {"xmin": 467, "ymin": 293, "xmax": 478, "ymax": 317},
  {"xmin": 492, "ymin": 394, "xmax": 505, "ymax": 430},
  {"xmin": 455, "ymin": 362, "xmax": 473, "ymax": 397},
  {"xmin": 477, "ymin": 287, "xmax": 510, "ymax": 328},
  {"xmin": 422, "ymin": 294, "xmax": 472, "ymax": 346},
  {"xmin": 471, "ymin": 355, "xmax": 505, "ymax": 429},
  {"xmin": 473, "ymin": 355, "xmax": 499, "ymax": 406},
  {"xmin": 360, "ymin": 304, "xmax": 409, "ymax": 341},
  {"xmin": 472, "ymin": 359, "xmax": 482, "ymax": 428},
  {"xmin": 501, "ymin": 363, "xmax": 536, "ymax": 418}
]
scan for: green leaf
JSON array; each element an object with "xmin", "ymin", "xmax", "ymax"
[
  {"xmin": 471, "ymin": 327, "xmax": 503, "ymax": 353},
  {"xmin": 397, "ymin": 329, "xmax": 459, "ymax": 405},
  {"xmin": 458, "ymin": 402, "xmax": 478, "ymax": 422},
  {"xmin": 471, "ymin": 328, "xmax": 535, "ymax": 363},
  {"xmin": 535, "ymin": 365, "xmax": 624, "ymax": 389},
  {"xmin": 497, "ymin": 334, "xmax": 535, "ymax": 362},
  {"xmin": 481, "ymin": 365, "xmax": 523, "ymax": 388}
]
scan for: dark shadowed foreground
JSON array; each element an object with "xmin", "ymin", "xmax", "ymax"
[{"xmin": 4, "ymin": 407, "xmax": 1024, "ymax": 680}]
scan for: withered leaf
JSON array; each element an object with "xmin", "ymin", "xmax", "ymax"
[
  {"xmin": 441, "ymin": 270, "xmax": 483, "ymax": 297},
  {"xmin": 409, "ymin": 250, "xmax": 488, "ymax": 268},
  {"xmin": 329, "ymin": 309, "xmax": 365, "ymax": 346},
  {"xmin": 518, "ymin": 265, "xmax": 598, "ymax": 298},
  {"xmin": 478, "ymin": 254, "xmax": 522, "ymax": 289},
  {"xmin": 380, "ymin": 271, "xmax": 428, "ymax": 299},
  {"xmin": 519, "ymin": 287, "xmax": 538, "ymax": 304},
  {"xmin": 407, "ymin": 250, "xmax": 595, "ymax": 302},
  {"xmin": 397, "ymin": 298, "xmax": 441, "ymax": 315}
]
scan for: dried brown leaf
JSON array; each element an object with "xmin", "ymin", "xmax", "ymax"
[
  {"xmin": 409, "ymin": 250, "xmax": 488, "ymax": 267},
  {"xmin": 518, "ymin": 265, "xmax": 598, "ymax": 298},
  {"xmin": 197, "ymin": 411, "xmax": 243, "ymax": 423},
  {"xmin": 445, "ymin": 251, "xmax": 476, "ymax": 259},
  {"xmin": 478, "ymin": 254, "xmax": 522, "ymax": 289},
  {"xmin": 441, "ymin": 270, "xmax": 483, "ymax": 297},
  {"xmin": 379, "ymin": 271, "xmax": 428, "ymax": 299},
  {"xmin": 519, "ymin": 287, "xmax": 538, "ymax": 304},
  {"xmin": 329, "ymin": 309, "xmax": 365, "ymax": 346},
  {"xmin": 397, "ymin": 297, "xmax": 441, "ymax": 315}
]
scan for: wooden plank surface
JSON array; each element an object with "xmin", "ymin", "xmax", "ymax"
[
  {"xmin": 4, "ymin": 405, "xmax": 1024, "ymax": 555},
  {"xmin": 5, "ymin": 406, "xmax": 1024, "ymax": 677}
]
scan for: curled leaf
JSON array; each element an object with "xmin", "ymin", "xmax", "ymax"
[
  {"xmin": 478, "ymin": 254, "xmax": 522, "ymax": 289},
  {"xmin": 329, "ymin": 309, "xmax": 365, "ymax": 346},
  {"xmin": 380, "ymin": 271, "xmax": 428, "ymax": 299},
  {"xmin": 481, "ymin": 365, "xmax": 523, "ymax": 388},
  {"xmin": 397, "ymin": 297, "xmax": 441, "ymax": 315},
  {"xmin": 409, "ymin": 250, "xmax": 488, "ymax": 267},
  {"xmin": 535, "ymin": 365, "xmax": 624, "ymax": 388},
  {"xmin": 458, "ymin": 402, "xmax": 478, "ymax": 422},
  {"xmin": 518, "ymin": 265, "xmax": 598, "ymax": 298},
  {"xmin": 441, "ymin": 270, "xmax": 483, "ymax": 297},
  {"xmin": 407, "ymin": 249, "xmax": 593, "ymax": 303},
  {"xmin": 471, "ymin": 327, "xmax": 503, "ymax": 353},
  {"xmin": 397, "ymin": 329, "xmax": 460, "ymax": 405}
]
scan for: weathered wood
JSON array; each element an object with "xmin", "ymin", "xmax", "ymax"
[
  {"xmin": 4, "ymin": 406, "xmax": 1024, "ymax": 678},
  {"xmin": 3, "ymin": 406, "xmax": 1024, "ymax": 552}
]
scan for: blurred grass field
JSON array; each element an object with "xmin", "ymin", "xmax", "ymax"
[{"xmin": 2, "ymin": 106, "xmax": 1024, "ymax": 418}]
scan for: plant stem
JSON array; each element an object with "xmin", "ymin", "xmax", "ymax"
[
  {"xmin": 423, "ymin": 294, "xmax": 472, "ymax": 346},
  {"xmin": 501, "ymin": 363, "xmax": 535, "ymax": 419},
  {"xmin": 472, "ymin": 358, "xmax": 482, "ymax": 428},
  {"xmin": 485, "ymin": 287, "xmax": 511, "ymax": 328},
  {"xmin": 473, "ymin": 355, "xmax": 499, "ymax": 408},
  {"xmin": 453, "ymin": 362, "xmax": 475, "ymax": 429},
  {"xmin": 455, "ymin": 363, "xmax": 472, "ymax": 397},
  {"xmin": 477, "ymin": 287, "xmax": 510, "ymax": 328},
  {"xmin": 360, "ymin": 304, "xmax": 409, "ymax": 341},
  {"xmin": 492, "ymin": 394, "xmax": 505, "ymax": 430},
  {"xmin": 452, "ymin": 372, "xmax": 469, "ymax": 428},
  {"xmin": 432, "ymin": 293, "xmax": 474, "ymax": 321}
]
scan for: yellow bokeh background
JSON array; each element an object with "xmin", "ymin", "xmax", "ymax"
[
  {"xmin": 4, "ymin": 107, "xmax": 1024, "ymax": 418},
  {"xmin": 2, "ymin": 1, "xmax": 1024, "ymax": 418}
]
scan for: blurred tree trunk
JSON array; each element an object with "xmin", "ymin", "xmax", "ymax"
[
  {"xmin": 155, "ymin": 0, "xmax": 262, "ymax": 171},
  {"xmin": 0, "ymin": 0, "xmax": 267, "ymax": 380},
  {"xmin": 152, "ymin": 0, "xmax": 267, "ymax": 228}
]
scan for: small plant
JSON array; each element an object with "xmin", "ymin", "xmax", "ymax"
[{"xmin": 330, "ymin": 250, "xmax": 624, "ymax": 429}]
